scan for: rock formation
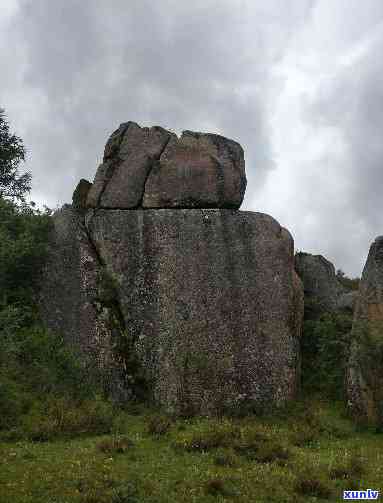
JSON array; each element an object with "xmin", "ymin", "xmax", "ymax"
[
  {"xmin": 72, "ymin": 179, "xmax": 92, "ymax": 209},
  {"xmin": 86, "ymin": 122, "xmax": 246, "ymax": 210},
  {"xmin": 346, "ymin": 236, "xmax": 383, "ymax": 427},
  {"xmin": 40, "ymin": 121, "xmax": 303, "ymax": 416},
  {"xmin": 295, "ymin": 252, "xmax": 356, "ymax": 318}
]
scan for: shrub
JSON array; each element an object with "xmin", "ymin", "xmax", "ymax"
[
  {"xmin": 336, "ymin": 270, "xmax": 360, "ymax": 291},
  {"xmin": 253, "ymin": 441, "xmax": 290, "ymax": 464},
  {"xmin": 301, "ymin": 312, "xmax": 353, "ymax": 398},
  {"xmin": 6, "ymin": 396, "xmax": 116, "ymax": 441},
  {"xmin": 110, "ymin": 481, "xmax": 140, "ymax": 503},
  {"xmin": 173, "ymin": 421, "xmax": 241, "ymax": 452},
  {"xmin": 97, "ymin": 436, "xmax": 134, "ymax": 454},
  {"xmin": 146, "ymin": 414, "xmax": 172, "ymax": 436},
  {"xmin": 0, "ymin": 323, "xmax": 108, "ymax": 437},
  {"xmin": 0, "ymin": 374, "xmax": 31, "ymax": 430},
  {"xmin": 294, "ymin": 476, "xmax": 332, "ymax": 499},
  {"xmin": 291, "ymin": 426, "xmax": 320, "ymax": 447},
  {"xmin": 329, "ymin": 452, "xmax": 365, "ymax": 480},
  {"xmin": 204, "ymin": 478, "xmax": 237, "ymax": 497},
  {"xmin": 213, "ymin": 449, "xmax": 238, "ymax": 467},
  {"xmin": 0, "ymin": 197, "xmax": 52, "ymax": 309},
  {"xmin": 233, "ymin": 434, "xmax": 290, "ymax": 464}
]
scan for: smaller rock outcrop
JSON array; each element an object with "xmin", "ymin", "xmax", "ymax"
[
  {"xmin": 295, "ymin": 252, "xmax": 355, "ymax": 318},
  {"xmin": 346, "ymin": 236, "xmax": 383, "ymax": 427},
  {"xmin": 72, "ymin": 179, "xmax": 92, "ymax": 209}
]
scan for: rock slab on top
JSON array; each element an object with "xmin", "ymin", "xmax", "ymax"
[
  {"xmin": 87, "ymin": 122, "xmax": 172, "ymax": 209},
  {"xmin": 142, "ymin": 131, "xmax": 246, "ymax": 208},
  {"xmin": 86, "ymin": 122, "xmax": 247, "ymax": 210}
]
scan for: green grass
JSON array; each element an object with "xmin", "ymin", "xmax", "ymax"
[{"xmin": 0, "ymin": 399, "xmax": 382, "ymax": 503}]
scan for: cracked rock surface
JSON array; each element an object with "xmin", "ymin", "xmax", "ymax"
[
  {"xmin": 87, "ymin": 122, "xmax": 172, "ymax": 209},
  {"xmin": 86, "ymin": 122, "xmax": 246, "ymax": 209},
  {"xmin": 40, "ymin": 121, "xmax": 303, "ymax": 416},
  {"xmin": 39, "ymin": 205, "xmax": 129, "ymax": 400},
  {"xmin": 295, "ymin": 252, "xmax": 356, "ymax": 317}
]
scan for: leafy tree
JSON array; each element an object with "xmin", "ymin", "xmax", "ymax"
[
  {"xmin": 0, "ymin": 110, "xmax": 112, "ymax": 439},
  {"xmin": 301, "ymin": 312, "xmax": 353, "ymax": 398},
  {"xmin": 336, "ymin": 268, "xmax": 360, "ymax": 291},
  {"xmin": 0, "ymin": 108, "xmax": 31, "ymax": 201},
  {"xmin": 0, "ymin": 197, "xmax": 52, "ymax": 309}
]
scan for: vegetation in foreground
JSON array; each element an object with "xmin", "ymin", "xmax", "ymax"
[{"xmin": 1, "ymin": 399, "xmax": 383, "ymax": 503}]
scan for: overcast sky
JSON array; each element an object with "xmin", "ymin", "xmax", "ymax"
[{"xmin": 1, "ymin": 0, "xmax": 383, "ymax": 277}]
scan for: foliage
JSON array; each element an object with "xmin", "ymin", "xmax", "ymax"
[
  {"xmin": 0, "ymin": 197, "xmax": 52, "ymax": 309},
  {"xmin": 301, "ymin": 312, "xmax": 353, "ymax": 398},
  {"xmin": 0, "ymin": 173, "xmax": 110, "ymax": 440},
  {"xmin": 146, "ymin": 414, "xmax": 172, "ymax": 436},
  {"xmin": 2, "ymin": 399, "xmax": 383, "ymax": 502},
  {"xmin": 0, "ymin": 325, "xmax": 114, "ymax": 439},
  {"xmin": 294, "ymin": 474, "xmax": 332, "ymax": 499},
  {"xmin": 336, "ymin": 269, "xmax": 360, "ymax": 291},
  {"xmin": 97, "ymin": 436, "xmax": 134, "ymax": 454},
  {"xmin": 0, "ymin": 108, "xmax": 31, "ymax": 201},
  {"xmin": 329, "ymin": 451, "xmax": 365, "ymax": 480},
  {"xmin": 352, "ymin": 319, "xmax": 383, "ymax": 375}
]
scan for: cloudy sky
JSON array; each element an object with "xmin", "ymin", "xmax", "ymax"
[{"xmin": 1, "ymin": 0, "xmax": 383, "ymax": 277}]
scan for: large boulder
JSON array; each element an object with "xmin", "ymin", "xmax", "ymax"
[
  {"xmin": 40, "ymin": 122, "xmax": 302, "ymax": 416},
  {"xmin": 346, "ymin": 236, "xmax": 383, "ymax": 427},
  {"xmin": 85, "ymin": 209, "xmax": 303, "ymax": 415},
  {"xmin": 86, "ymin": 122, "xmax": 246, "ymax": 210},
  {"xmin": 295, "ymin": 252, "xmax": 353, "ymax": 318},
  {"xmin": 142, "ymin": 131, "xmax": 246, "ymax": 209}
]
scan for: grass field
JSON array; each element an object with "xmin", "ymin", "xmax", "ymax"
[{"xmin": 0, "ymin": 399, "xmax": 382, "ymax": 503}]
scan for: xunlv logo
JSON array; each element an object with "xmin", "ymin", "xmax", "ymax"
[{"xmin": 343, "ymin": 489, "xmax": 380, "ymax": 500}]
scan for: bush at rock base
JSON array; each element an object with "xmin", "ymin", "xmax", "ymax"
[{"xmin": 301, "ymin": 312, "xmax": 353, "ymax": 398}]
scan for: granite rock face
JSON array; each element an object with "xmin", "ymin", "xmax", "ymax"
[
  {"xmin": 40, "ymin": 122, "xmax": 303, "ymax": 416},
  {"xmin": 346, "ymin": 236, "xmax": 383, "ymax": 427},
  {"xmin": 86, "ymin": 122, "xmax": 246, "ymax": 210},
  {"xmin": 85, "ymin": 209, "xmax": 303, "ymax": 415},
  {"xmin": 142, "ymin": 131, "xmax": 246, "ymax": 208},
  {"xmin": 87, "ymin": 122, "xmax": 172, "ymax": 209},
  {"xmin": 39, "ymin": 205, "xmax": 128, "ymax": 400},
  {"xmin": 295, "ymin": 252, "xmax": 352, "ymax": 318}
]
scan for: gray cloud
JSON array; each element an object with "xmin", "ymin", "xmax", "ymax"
[
  {"xmin": 290, "ymin": 12, "xmax": 383, "ymax": 275},
  {"xmin": 2, "ymin": 0, "xmax": 313, "ymax": 201},
  {"xmin": 1, "ymin": 0, "xmax": 382, "ymax": 276}
]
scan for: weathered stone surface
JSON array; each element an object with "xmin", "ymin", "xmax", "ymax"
[
  {"xmin": 86, "ymin": 122, "xmax": 246, "ymax": 210},
  {"xmin": 41, "ymin": 122, "xmax": 303, "ymax": 416},
  {"xmin": 39, "ymin": 205, "xmax": 128, "ymax": 399},
  {"xmin": 295, "ymin": 252, "xmax": 348, "ymax": 318},
  {"xmin": 84, "ymin": 209, "xmax": 303, "ymax": 415},
  {"xmin": 72, "ymin": 179, "xmax": 92, "ymax": 209},
  {"xmin": 346, "ymin": 236, "xmax": 383, "ymax": 427},
  {"xmin": 142, "ymin": 131, "xmax": 246, "ymax": 209},
  {"xmin": 86, "ymin": 122, "xmax": 172, "ymax": 209}
]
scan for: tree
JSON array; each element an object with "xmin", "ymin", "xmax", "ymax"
[{"xmin": 0, "ymin": 108, "xmax": 31, "ymax": 201}]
